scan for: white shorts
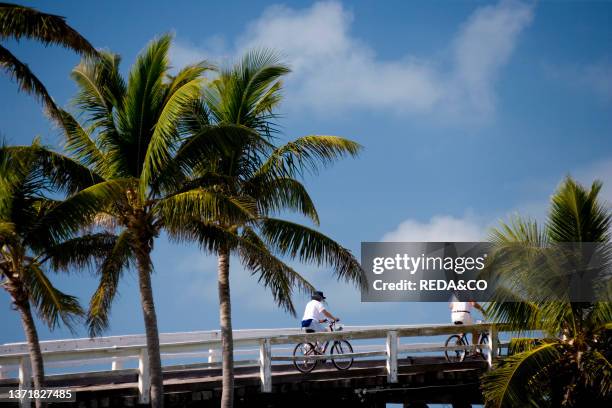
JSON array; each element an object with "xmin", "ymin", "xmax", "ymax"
[
  {"xmin": 304, "ymin": 320, "xmax": 327, "ymax": 332},
  {"xmin": 452, "ymin": 311, "xmax": 472, "ymax": 325}
]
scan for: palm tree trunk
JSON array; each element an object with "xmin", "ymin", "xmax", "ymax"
[
  {"xmin": 218, "ymin": 244, "xmax": 234, "ymax": 408},
  {"xmin": 16, "ymin": 299, "xmax": 45, "ymax": 408},
  {"xmin": 134, "ymin": 241, "xmax": 164, "ymax": 408}
]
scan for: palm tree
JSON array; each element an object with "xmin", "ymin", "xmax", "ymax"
[
  {"xmin": 54, "ymin": 34, "xmax": 231, "ymax": 408},
  {"xmin": 0, "ymin": 142, "xmax": 117, "ymax": 407},
  {"xmin": 0, "ymin": 2, "xmax": 97, "ymax": 122},
  {"xmin": 483, "ymin": 177, "xmax": 612, "ymax": 407},
  {"xmin": 168, "ymin": 50, "xmax": 365, "ymax": 408}
]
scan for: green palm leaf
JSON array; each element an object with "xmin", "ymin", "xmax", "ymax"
[
  {"xmin": 140, "ymin": 77, "xmax": 203, "ymax": 196},
  {"xmin": 244, "ymin": 176, "xmax": 320, "ymax": 224},
  {"xmin": 57, "ymin": 109, "xmax": 105, "ymax": 171},
  {"xmin": 0, "ymin": 2, "xmax": 97, "ymax": 121},
  {"xmin": 482, "ymin": 341, "xmax": 562, "ymax": 408},
  {"xmin": 158, "ymin": 188, "xmax": 257, "ymax": 227},
  {"xmin": 579, "ymin": 350, "xmax": 612, "ymax": 399},
  {"xmin": 119, "ymin": 34, "xmax": 171, "ymax": 178},
  {"xmin": 486, "ymin": 177, "xmax": 612, "ymax": 407},
  {"xmin": 0, "ymin": 3, "xmax": 96, "ymax": 54},
  {"xmin": 87, "ymin": 230, "xmax": 132, "ymax": 336},
  {"xmin": 22, "ymin": 263, "xmax": 84, "ymax": 331},
  {"xmin": 259, "ymin": 218, "xmax": 365, "ymax": 287},
  {"xmin": 0, "ymin": 44, "xmax": 61, "ymax": 120},
  {"xmin": 548, "ymin": 177, "xmax": 611, "ymax": 243},
  {"xmin": 4, "ymin": 142, "xmax": 102, "ymax": 194},
  {"xmin": 239, "ymin": 226, "xmax": 315, "ymax": 315},
  {"xmin": 257, "ymin": 135, "xmax": 362, "ymax": 178},
  {"xmin": 27, "ymin": 179, "xmax": 129, "ymax": 248},
  {"xmin": 41, "ymin": 233, "xmax": 118, "ymax": 272}
]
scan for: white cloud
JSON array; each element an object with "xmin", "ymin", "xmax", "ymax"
[
  {"xmin": 171, "ymin": 0, "xmax": 534, "ymax": 121},
  {"xmin": 450, "ymin": 0, "xmax": 535, "ymax": 116},
  {"xmin": 382, "ymin": 215, "xmax": 486, "ymax": 242}
]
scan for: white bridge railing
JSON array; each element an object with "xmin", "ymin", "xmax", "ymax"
[{"xmin": 0, "ymin": 323, "xmax": 506, "ymax": 408}]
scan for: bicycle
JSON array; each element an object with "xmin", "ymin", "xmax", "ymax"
[
  {"xmin": 444, "ymin": 321, "xmax": 501, "ymax": 362},
  {"xmin": 293, "ymin": 320, "xmax": 354, "ymax": 373}
]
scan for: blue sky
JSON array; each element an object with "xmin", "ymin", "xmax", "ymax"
[{"xmin": 1, "ymin": 0, "xmax": 611, "ymax": 344}]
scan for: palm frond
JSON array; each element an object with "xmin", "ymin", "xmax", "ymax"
[
  {"xmin": 0, "ymin": 43, "xmax": 62, "ymax": 122},
  {"xmin": 27, "ymin": 179, "xmax": 129, "ymax": 248},
  {"xmin": 0, "ymin": 220, "xmax": 17, "ymax": 247},
  {"xmin": 57, "ymin": 109, "xmax": 105, "ymax": 171},
  {"xmin": 206, "ymin": 48, "xmax": 289, "ymax": 133},
  {"xmin": 166, "ymin": 219, "xmax": 236, "ymax": 254},
  {"xmin": 86, "ymin": 230, "xmax": 132, "ymax": 337},
  {"xmin": 158, "ymin": 188, "xmax": 256, "ymax": 228},
  {"xmin": 244, "ymin": 175, "xmax": 320, "ymax": 225},
  {"xmin": 489, "ymin": 215, "xmax": 547, "ymax": 245},
  {"xmin": 239, "ymin": 226, "xmax": 315, "ymax": 316},
  {"xmin": 580, "ymin": 349, "xmax": 612, "ymax": 399},
  {"xmin": 41, "ymin": 232, "xmax": 118, "ymax": 273},
  {"xmin": 0, "ymin": 3, "xmax": 97, "ymax": 55},
  {"xmin": 482, "ymin": 341, "xmax": 562, "ymax": 408},
  {"xmin": 548, "ymin": 177, "xmax": 611, "ymax": 243},
  {"xmin": 118, "ymin": 33, "xmax": 172, "ymax": 177},
  {"xmin": 484, "ymin": 286, "xmax": 542, "ymax": 333},
  {"xmin": 172, "ymin": 123, "xmax": 267, "ymax": 175},
  {"xmin": 257, "ymin": 135, "xmax": 362, "ymax": 179},
  {"xmin": 259, "ymin": 218, "xmax": 365, "ymax": 288},
  {"xmin": 140, "ymin": 77, "xmax": 202, "ymax": 197},
  {"xmin": 22, "ymin": 262, "xmax": 84, "ymax": 330},
  {"xmin": 587, "ymin": 301, "xmax": 612, "ymax": 332},
  {"xmin": 165, "ymin": 62, "xmax": 212, "ymax": 100},
  {"xmin": 70, "ymin": 52, "xmax": 124, "ymax": 127},
  {"xmin": 70, "ymin": 52, "xmax": 128, "ymax": 178},
  {"xmin": 4, "ymin": 142, "xmax": 102, "ymax": 195}
]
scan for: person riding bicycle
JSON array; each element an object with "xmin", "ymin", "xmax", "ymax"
[
  {"xmin": 301, "ymin": 291, "xmax": 339, "ymax": 333},
  {"xmin": 449, "ymin": 293, "xmax": 484, "ymax": 348}
]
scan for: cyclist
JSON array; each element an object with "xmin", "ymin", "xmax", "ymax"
[
  {"xmin": 449, "ymin": 293, "xmax": 484, "ymax": 348},
  {"xmin": 301, "ymin": 291, "xmax": 340, "ymax": 333}
]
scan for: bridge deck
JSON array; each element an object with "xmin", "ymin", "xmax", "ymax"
[{"xmin": 1, "ymin": 356, "xmax": 488, "ymax": 407}]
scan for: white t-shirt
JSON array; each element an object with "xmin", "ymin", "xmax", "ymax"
[{"xmin": 302, "ymin": 300, "xmax": 325, "ymax": 322}]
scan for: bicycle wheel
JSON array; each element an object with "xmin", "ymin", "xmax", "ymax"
[
  {"xmin": 330, "ymin": 340, "xmax": 353, "ymax": 370},
  {"xmin": 445, "ymin": 334, "xmax": 467, "ymax": 362},
  {"xmin": 479, "ymin": 333, "xmax": 502, "ymax": 359},
  {"xmin": 479, "ymin": 333, "xmax": 489, "ymax": 360},
  {"xmin": 293, "ymin": 342, "xmax": 318, "ymax": 373}
]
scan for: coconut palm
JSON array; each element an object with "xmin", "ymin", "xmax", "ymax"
[
  {"xmin": 54, "ymin": 34, "xmax": 240, "ymax": 408},
  {"xmin": 0, "ymin": 142, "xmax": 118, "ymax": 407},
  {"xmin": 483, "ymin": 177, "xmax": 612, "ymax": 407},
  {"xmin": 0, "ymin": 2, "xmax": 97, "ymax": 121},
  {"xmin": 168, "ymin": 50, "xmax": 365, "ymax": 408}
]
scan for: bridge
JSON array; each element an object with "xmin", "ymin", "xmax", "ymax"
[{"xmin": 0, "ymin": 323, "xmax": 507, "ymax": 407}]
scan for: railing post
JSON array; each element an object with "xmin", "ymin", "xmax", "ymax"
[
  {"xmin": 111, "ymin": 357, "xmax": 123, "ymax": 370},
  {"xmin": 0, "ymin": 364, "xmax": 6, "ymax": 379},
  {"xmin": 138, "ymin": 348, "xmax": 150, "ymax": 404},
  {"xmin": 259, "ymin": 338, "xmax": 272, "ymax": 393},
  {"xmin": 487, "ymin": 325, "xmax": 498, "ymax": 369},
  {"xmin": 18, "ymin": 356, "xmax": 32, "ymax": 408},
  {"xmin": 386, "ymin": 330, "xmax": 398, "ymax": 383},
  {"xmin": 208, "ymin": 348, "xmax": 218, "ymax": 363}
]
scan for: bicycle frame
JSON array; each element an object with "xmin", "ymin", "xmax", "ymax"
[
  {"xmin": 310, "ymin": 321, "xmax": 340, "ymax": 353},
  {"xmin": 293, "ymin": 320, "xmax": 354, "ymax": 373}
]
